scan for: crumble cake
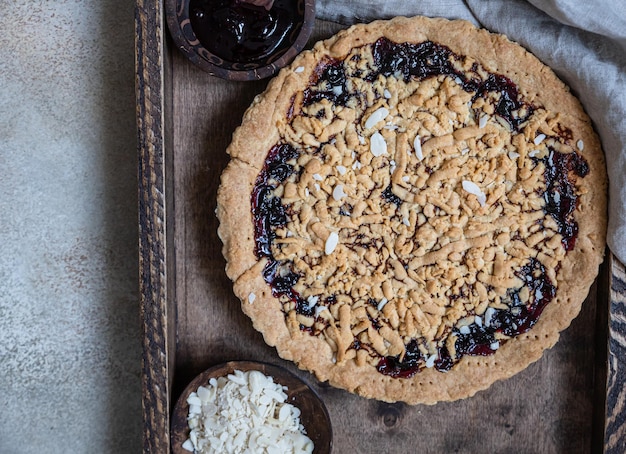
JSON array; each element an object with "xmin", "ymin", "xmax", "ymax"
[{"xmin": 216, "ymin": 16, "xmax": 607, "ymax": 404}]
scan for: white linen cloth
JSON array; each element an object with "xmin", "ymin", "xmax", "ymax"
[{"xmin": 316, "ymin": 0, "xmax": 626, "ymax": 264}]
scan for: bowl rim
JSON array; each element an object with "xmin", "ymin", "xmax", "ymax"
[
  {"xmin": 164, "ymin": 0, "xmax": 316, "ymax": 81},
  {"xmin": 170, "ymin": 360, "xmax": 333, "ymax": 453}
]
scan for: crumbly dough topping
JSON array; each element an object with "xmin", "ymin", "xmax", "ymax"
[{"xmin": 261, "ymin": 39, "xmax": 578, "ymax": 370}]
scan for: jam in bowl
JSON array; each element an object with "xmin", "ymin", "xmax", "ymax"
[{"xmin": 165, "ymin": 0, "xmax": 315, "ymax": 80}]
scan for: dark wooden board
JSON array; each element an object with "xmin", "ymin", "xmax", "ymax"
[
  {"xmin": 135, "ymin": 2, "xmax": 626, "ymax": 452},
  {"xmin": 606, "ymin": 258, "xmax": 626, "ymax": 453}
]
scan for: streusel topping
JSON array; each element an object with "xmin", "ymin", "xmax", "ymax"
[{"xmin": 251, "ymin": 37, "xmax": 588, "ymax": 377}]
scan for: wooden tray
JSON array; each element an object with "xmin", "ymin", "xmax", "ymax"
[{"xmin": 135, "ymin": 2, "xmax": 626, "ymax": 452}]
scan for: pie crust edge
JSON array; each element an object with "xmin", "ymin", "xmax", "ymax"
[{"xmin": 216, "ymin": 16, "xmax": 607, "ymax": 404}]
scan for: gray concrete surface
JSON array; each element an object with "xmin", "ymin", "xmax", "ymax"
[{"xmin": 0, "ymin": 1, "xmax": 142, "ymax": 452}]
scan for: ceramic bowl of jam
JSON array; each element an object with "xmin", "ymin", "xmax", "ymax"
[{"xmin": 166, "ymin": 0, "xmax": 316, "ymax": 80}]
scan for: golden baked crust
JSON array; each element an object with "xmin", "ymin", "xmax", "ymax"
[{"xmin": 216, "ymin": 16, "xmax": 607, "ymax": 404}]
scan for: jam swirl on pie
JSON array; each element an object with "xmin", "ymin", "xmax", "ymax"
[{"xmin": 251, "ymin": 37, "xmax": 589, "ymax": 377}]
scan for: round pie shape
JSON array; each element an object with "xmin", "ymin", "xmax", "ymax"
[{"xmin": 217, "ymin": 16, "xmax": 607, "ymax": 404}]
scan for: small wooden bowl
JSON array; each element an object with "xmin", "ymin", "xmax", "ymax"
[
  {"xmin": 165, "ymin": 0, "xmax": 316, "ymax": 80},
  {"xmin": 171, "ymin": 360, "xmax": 333, "ymax": 453}
]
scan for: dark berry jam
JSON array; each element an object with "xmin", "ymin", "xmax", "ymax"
[
  {"xmin": 539, "ymin": 148, "xmax": 589, "ymax": 251},
  {"xmin": 473, "ymin": 73, "xmax": 532, "ymax": 130},
  {"xmin": 454, "ymin": 324, "xmax": 497, "ymax": 357},
  {"xmin": 251, "ymin": 143, "xmax": 296, "ymax": 258},
  {"xmin": 304, "ymin": 38, "xmax": 533, "ymax": 132},
  {"xmin": 303, "ymin": 59, "xmax": 351, "ymax": 107},
  {"xmin": 434, "ymin": 347, "xmax": 454, "ymax": 371},
  {"xmin": 370, "ymin": 39, "xmax": 459, "ymax": 83},
  {"xmin": 377, "ymin": 339, "xmax": 423, "ymax": 378},
  {"xmin": 377, "ymin": 259, "xmax": 556, "ymax": 377},
  {"xmin": 189, "ymin": 0, "xmax": 301, "ymax": 64},
  {"xmin": 382, "ymin": 185, "xmax": 402, "ymax": 206},
  {"xmin": 371, "ymin": 38, "xmax": 533, "ymax": 131},
  {"xmin": 252, "ymin": 143, "xmax": 310, "ymax": 313},
  {"xmin": 493, "ymin": 259, "xmax": 556, "ymax": 336}
]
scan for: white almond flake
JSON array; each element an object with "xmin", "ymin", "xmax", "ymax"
[
  {"xmin": 383, "ymin": 89, "xmax": 392, "ymax": 99},
  {"xmin": 197, "ymin": 385, "xmax": 211, "ymax": 400},
  {"xmin": 336, "ymin": 165, "xmax": 347, "ymax": 175},
  {"xmin": 461, "ymin": 148, "xmax": 469, "ymax": 155},
  {"xmin": 462, "ymin": 180, "xmax": 487, "ymax": 206},
  {"xmin": 490, "ymin": 341, "xmax": 500, "ymax": 350},
  {"xmin": 312, "ymin": 173, "xmax": 323, "ymax": 181},
  {"xmin": 358, "ymin": 135, "xmax": 366, "ymax": 145},
  {"xmin": 377, "ymin": 298, "xmax": 388, "ymax": 311},
  {"xmin": 454, "ymin": 76, "xmax": 463, "ymax": 85},
  {"xmin": 314, "ymin": 306, "xmax": 328, "ymax": 317},
  {"xmin": 528, "ymin": 149, "xmax": 540, "ymax": 158},
  {"xmin": 325, "ymin": 232, "xmax": 339, "ymax": 255},
  {"xmin": 484, "ymin": 307, "xmax": 495, "ymax": 328},
  {"xmin": 413, "ymin": 135, "xmax": 423, "ymax": 160},
  {"xmin": 459, "ymin": 325, "xmax": 471, "ymax": 335},
  {"xmin": 304, "ymin": 188, "xmax": 310, "ymax": 197},
  {"xmin": 228, "ymin": 372, "xmax": 247, "ymax": 385},
  {"xmin": 248, "ymin": 293, "xmax": 256, "ymax": 304},
  {"xmin": 294, "ymin": 66, "xmax": 304, "ymax": 73},
  {"xmin": 384, "ymin": 122, "xmax": 399, "ymax": 130},
  {"xmin": 402, "ymin": 175, "xmax": 410, "ymax": 183},
  {"xmin": 479, "ymin": 115, "xmax": 488, "ymax": 129},
  {"xmin": 496, "ymin": 116, "xmax": 510, "ymax": 129},
  {"xmin": 577, "ymin": 139, "xmax": 584, "ymax": 151},
  {"xmin": 365, "ymin": 107, "xmax": 389, "ymax": 129},
  {"xmin": 183, "ymin": 370, "xmax": 313, "ymax": 454},
  {"xmin": 370, "ymin": 132, "xmax": 387, "ymax": 157},
  {"xmin": 475, "ymin": 315, "xmax": 483, "ymax": 327},
  {"xmin": 508, "ymin": 151, "xmax": 520, "ymax": 160},
  {"xmin": 187, "ymin": 394, "xmax": 202, "ymax": 406},
  {"xmin": 332, "ymin": 184, "xmax": 347, "ymax": 201},
  {"xmin": 402, "ymin": 216, "xmax": 410, "ymax": 226},
  {"xmin": 314, "ymin": 183, "xmax": 320, "ymax": 192},
  {"xmin": 533, "ymin": 133, "xmax": 546, "ymax": 145},
  {"xmin": 306, "ymin": 295, "xmax": 319, "ymax": 310},
  {"xmin": 425, "ymin": 354, "xmax": 437, "ymax": 368},
  {"xmin": 332, "ymin": 85, "xmax": 343, "ymax": 96}
]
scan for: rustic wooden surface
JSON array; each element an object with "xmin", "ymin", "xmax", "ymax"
[
  {"xmin": 136, "ymin": 3, "xmax": 626, "ymax": 452},
  {"xmin": 136, "ymin": 0, "xmax": 171, "ymax": 452},
  {"xmin": 606, "ymin": 256, "xmax": 626, "ymax": 453}
]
